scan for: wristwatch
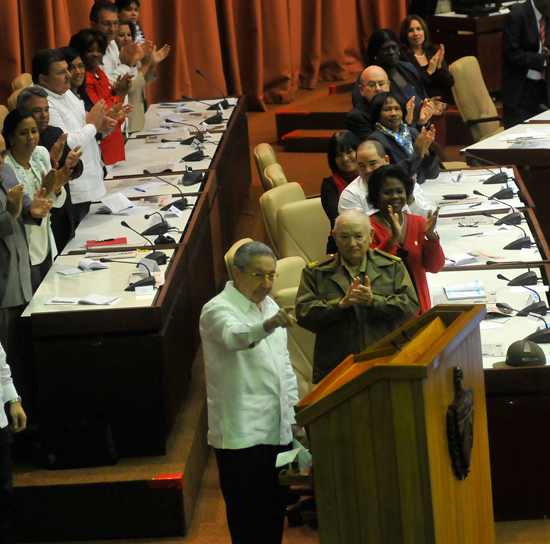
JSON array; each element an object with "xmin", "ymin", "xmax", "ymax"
[{"xmin": 9, "ymin": 396, "xmax": 21, "ymax": 404}]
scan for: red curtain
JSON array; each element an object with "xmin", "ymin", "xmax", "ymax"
[{"xmin": 1, "ymin": 0, "xmax": 411, "ymax": 110}]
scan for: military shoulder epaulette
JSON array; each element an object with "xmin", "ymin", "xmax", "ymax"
[
  {"xmin": 307, "ymin": 254, "xmax": 335, "ymax": 269},
  {"xmin": 374, "ymin": 248, "xmax": 402, "ymax": 261}
]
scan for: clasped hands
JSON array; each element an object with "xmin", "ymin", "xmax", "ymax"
[{"xmin": 340, "ymin": 276, "xmax": 373, "ymax": 309}]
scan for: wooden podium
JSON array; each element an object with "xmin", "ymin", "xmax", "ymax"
[{"xmin": 295, "ymin": 305, "xmax": 495, "ymax": 544}]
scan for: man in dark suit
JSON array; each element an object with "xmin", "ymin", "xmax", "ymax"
[
  {"xmin": 17, "ymin": 87, "xmax": 83, "ymax": 252},
  {"xmin": 502, "ymin": 0, "xmax": 550, "ymax": 128},
  {"xmin": 346, "ymin": 66, "xmax": 392, "ymax": 140}
]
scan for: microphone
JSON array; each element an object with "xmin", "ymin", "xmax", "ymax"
[
  {"xmin": 496, "ymin": 274, "xmax": 544, "ymax": 311},
  {"xmin": 497, "ymin": 302, "xmax": 550, "ymax": 343},
  {"xmin": 482, "ymin": 210, "xmax": 523, "ymax": 226},
  {"xmin": 181, "ymin": 96, "xmax": 224, "ymax": 124},
  {"xmin": 142, "ymin": 212, "xmax": 171, "ymax": 236},
  {"xmin": 143, "ymin": 169, "xmax": 190, "ymax": 211},
  {"xmin": 99, "ymin": 258, "xmax": 156, "ymax": 292},
  {"xmin": 461, "ymin": 150, "xmax": 509, "ymax": 185},
  {"xmin": 473, "ymin": 188, "xmax": 513, "ymax": 201},
  {"xmin": 195, "ymin": 70, "xmax": 232, "ymax": 109},
  {"xmin": 161, "ymin": 122, "xmax": 205, "ymax": 144},
  {"xmin": 121, "ymin": 220, "xmax": 153, "ymax": 246},
  {"xmin": 181, "ymin": 166, "xmax": 204, "ymax": 187}
]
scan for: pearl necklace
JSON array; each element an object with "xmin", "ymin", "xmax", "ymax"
[{"xmin": 414, "ymin": 52, "xmax": 426, "ymax": 58}]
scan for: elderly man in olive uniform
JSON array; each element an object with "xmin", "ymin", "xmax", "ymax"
[{"xmin": 296, "ymin": 210, "xmax": 419, "ymax": 383}]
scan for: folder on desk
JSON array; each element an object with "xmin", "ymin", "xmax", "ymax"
[{"xmin": 86, "ymin": 237, "xmax": 127, "ymax": 249}]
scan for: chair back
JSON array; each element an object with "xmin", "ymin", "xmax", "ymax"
[
  {"xmin": 260, "ymin": 182, "xmax": 306, "ymax": 256},
  {"xmin": 272, "ymin": 287, "xmax": 315, "ymax": 399},
  {"xmin": 0, "ymin": 106, "xmax": 8, "ymax": 132},
  {"xmin": 264, "ymin": 163, "xmax": 288, "ymax": 189},
  {"xmin": 11, "ymin": 73, "xmax": 32, "ymax": 92},
  {"xmin": 224, "ymin": 238, "xmax": 253, "ymax": 280},
  {"xmin": 271, "ymin": 256, "xmax": 305, "ymax": 294},
  {"xmin": 254, "ymin": 143, "xmax": 278, "ymax": 191},
  {"xmin": 449, "ymin": 56, "xmax": 502, "ymax": 143},
  {"xmin": 7, "ymin": 89, "xmax": 22, "ymax": 112},
  {"xmin": 277, "ymin": 197, "xmax": 330, "ymax": 263}
]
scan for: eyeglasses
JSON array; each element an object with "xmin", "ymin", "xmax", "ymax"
[
  {"xmin": 458, "ymin": 222, "xmax": 479, "ymax": 228},
  {"xmin": 250, "ymin": 273, "xmax": 280, "ymax": 282}
]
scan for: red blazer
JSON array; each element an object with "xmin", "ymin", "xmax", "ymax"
[
  {"xmin": 85, "ymin": 68, "xmax": 125, "ymax": 165},
  {"xmin": 370, "ymin": 213, "xmax": 445, "ymax": 313}
]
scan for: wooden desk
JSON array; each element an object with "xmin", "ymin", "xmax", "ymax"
[
  {"xmin": 22, "ymin": 97, "xmax": 251, "ymax": 457},
  {"xmin": 428, "ymin": 10, "xmax": 509, "ymax": 93}
]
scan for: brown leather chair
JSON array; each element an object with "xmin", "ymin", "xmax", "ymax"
[
  {"xmin": 264, "ymin": 163, "xmax": 288, "ymax": 189},
  {"xmin": 449, "ymin": 56, "xmax": 504, "ymax": 143},
  {"xmin": 253, "ymin": 143, "xmax": 278, "ymax": 191},
  {"xmin": 277, "ymin": 197, "xmax": 330, "ymax": 263},
  {"xmin": 260, "ymin": 182, "xmax": 306, "ymax": 257},
  {"xmin": 11, "ymin": 73, "xmax": 32, "ymax": 92}
]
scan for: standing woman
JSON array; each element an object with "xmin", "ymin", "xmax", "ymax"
[
  {"xmin": 69, "ymin": 29, "xmax": 131, "ymax": 168},
  {"xmin": 367, "ymin": 164, "xmax": 444, "ymax": 313},
  {"xmin": 399, "ymin": 15, "xmax": 454, "ymax": 147},
  {"xmin": 58, "ymin": 46, "xmax": 95, "ymax": 112},
  {"xmin": 321, "ymin": 130, "xmax": 360, "ymax": 253},
  {"xmin": 2, "ymin": 110, "xmax": 68, "ymax": 291},
  {"xmin": 115, "ymin": 0, "xmax": 145, "ymax": 43}
]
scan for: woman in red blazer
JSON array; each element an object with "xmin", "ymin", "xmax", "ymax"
[
  {"xmin": 367, "ymin": 164, "xmax": 444, "ymax": 313},
  {"xmin": 69, "ymin": 29, "xmax": 131, "ymax": 166}
]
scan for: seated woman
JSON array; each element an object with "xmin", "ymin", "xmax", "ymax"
[
  {"xmin": 368, "ymin": 91, "xmax": 440, "ymax": 184},
  {"xmin": 2, "ymin": 109, "xmax": 69, "ymax": 291},
  {"xmin": 69, "ymin": 29, "xmax": 131, "ymax": 168},
  {"xmin": 399, "ymin": 15, "xmax": 454, "ymax": 147},
  {"xmin": 321, "ymin": 130, "xmax": 359, "ymax": 253},
  {"xmin": 115, "ymin": 20, "xmax": 170, "ymax": 133},
  {"xmin": 367, "ymin": 164, "xmax": 444, "ymax": 313}
]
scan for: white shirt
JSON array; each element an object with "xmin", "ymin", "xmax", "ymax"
[
  {"xmin": 338, "ymin": 175, "xmax": 436, "ymax": 218},
  {"xmin": 0, "ymin": 343, "xmax": 19, "ymax": 430},
  {"xmin": 200, "ymin": 282, "xmax": 298, "ymax": 450},
  {"xmin": 102, "ymin": 41, "xmax": 139, "ymax": 85},
  {"xmin": 38, "ymin": 85, "xmax": 106, "ymax": 204}
]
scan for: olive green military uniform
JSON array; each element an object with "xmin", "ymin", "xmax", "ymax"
[{"xmin": 296, "ymin": 249, "xmax": 419, "ymax": 383}]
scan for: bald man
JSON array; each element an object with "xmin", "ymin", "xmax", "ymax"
[
  {"xmin": 296, "ymin": 210, "xmax": 419, "ymax": 383},
  {"xmin": 345, "ymin": 66, "xmax": 391, "ymax": 140},
  {"xmin": 338, "ymin": 140, "xmax": 436, "ymax": 217}
]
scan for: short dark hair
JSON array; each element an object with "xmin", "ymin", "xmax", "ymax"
[
  {"xmin": 70, "ymin": 29, "xmax": 108, "ymax": 58},
  {"xmin": 118, "ymin": 20, "xmax": 136, "ymax": 41},
  {"xmin": 399, "ymin": 15, "xmax": 431, "ymax": 53},
  {"xmin": 90, "ymin": 1, "xmax": 118, "ymax": 23},
  {"xmin": 114, "ymin": 0, "xmax": 140, "ymax": 10},
  {"xmin": 327, "ymin": 130, "xmax": 360, "ymax": 174},
  {"xmin": 366, "ymin": 29, "xmax": 400, "ymax": 65},
  {"xmin": 58, "ymin": 46, "xmax": 82, "ymax": 67},
  {"xmin": 366, "ymin": 164, "xmax": 415, "ymax": 210},
  {"xmin": 2, "ymin": 109, "xmax": 37, "ymax": 150},
  {"xmin": 370, "ymin": 92, "xmax": 407, "ymax": 126},
  {"xmin": 16, "ymin": 87, "xmax": 48, "ymax": 110},
  {"xmin": 32, "ymin": 49, "xmax": 66, "ymax": 84}
]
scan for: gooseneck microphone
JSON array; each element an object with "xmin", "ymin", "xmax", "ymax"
[
  {"xmin": 141, "ymin": 212, "xmax": 171, "ymax": 236},
  {"xmin": 99, "ymin": 258, "xmax": 156, "ymax": 291},
  {"xmin": 473, "ymin": 188, "xmax": 513, "ymax": 201},
  {"xmin": 496, "ymin": 302, "xmax": 550, "ymax": 343},
  {"xmin": 143, "ymin": 169, "xmax": 189, "ymax": 211},
  {"xmin": 496, "ymin": 273, "xmax": 544, "ymax": 310},
  {"xmin": 461, "ymin": 150, "xmax": 509, "ymax": 185},
  {"xmin": 121, "ymin": 220, "xmax": 153, "ymax": 246},
  {"xmin": 161, "ymin": 120, "xmax": 205, "ymax": 144},
  {"xmin": 482, "ymin": 210, "xmax": 523, "ymax": 227},
  {"xmin": 195, "ymin": 69, "xmax": 231, "ymax": 109},
  {"xmin": 181, "ymin": 95, "xmax": 224, "ymax": 124}
]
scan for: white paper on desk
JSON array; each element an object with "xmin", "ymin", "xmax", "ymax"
[
  {"xmin": 101, "ymin": 193, "xmax": 134, "ymax": 214},
  {"xmin": 78, "ymin": 294, "xmax": 120, "ymax": 305},
  {"xmin": 156, "ymin": 111, "xmax": 174, "ymax": 117},
  {"xmin": 157, "ymin": 102, "xmax": 183, "ymax": 108},
  {"xmin": 520, "ymin": 247, "xmax": 538, "ymax": 255},
  {"xmin": 480, "ymin": 321, "xmax": 505, "ymax": 330},
  {"xmin": 78, "ymin": 258, "xmax": 109, "ymax": 271},
  {"xmin": 160, "ymin": 142, "xmax": 180, "ymax": 149},
  {"xmin": 500, "ymin": 132, "xmax": 548, "ymax": 141},
  {"xmin": 441, "ymin": 175, "xmax": 463, "ymax": 184},
  {"xmin": 145, "ymin": 164, "xmax": 173, "ymax": 174},
  {"xmin": 148, "ymin": 127, "xmax": 173, "ymax": 133},
  {"xmin": 45, "ymin": 297, "xmax": 81, "ymax": 305},
  {"xmin": 480, "ymin": 228, "xmax": 510, "ymax": 236},
  {"xmin": 510, "ymin": 285, "xmax": 549, "ymax": 293},
  {"xmin": 57, "ymin": 268, "xmax": 82, "ymax": 276}
]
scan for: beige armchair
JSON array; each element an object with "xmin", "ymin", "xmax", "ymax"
[
  {"xmin": 0, "ymin": 106, "xmax": 8, "ymax": 133},
  {"xmin": 253, "ymin": 143, "xmax": 278, "ymax": 191},
  {"xmin": 7, "ymin": 89, "xmax": 22, "ymax": 112},
  {"xmin": 449, "ymin": 56, "xmax": 504, "ymax": 143},
  {"xmin": 224, "ymin": 238, "xmax": 253, "ymax": 279},
  {"xmin": 260, "ymin": 182, "xmax": 306, "ymax": 256},
  {"xmin": 264, "ymin": 163, "xmax": 288, "ymax": 189},
  {"xmin": 11, "ymin": 73, "xmax": 32, "ymax": 92},
  {"xmin": 277, "ymin": 197, "xmax": 330, "ymax": 263}
]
